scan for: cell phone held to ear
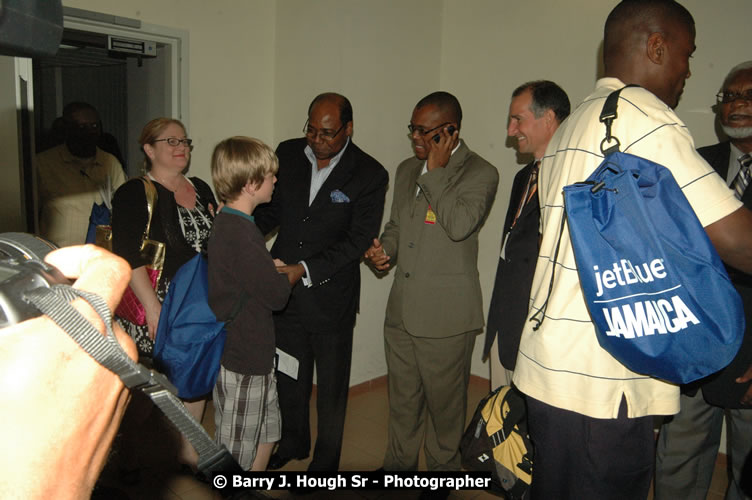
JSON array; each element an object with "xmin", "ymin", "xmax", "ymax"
[{"xmin": 432, "ymin": 125, "xmax": 456, "ymax": 143}]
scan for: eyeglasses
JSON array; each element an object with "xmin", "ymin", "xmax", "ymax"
[
  {"xmin": 303, "ymin": 120, "xmax": 345, "ymax": 141},
  {"xmin": 72, "ymin": 122, "xmax": 100, "ymax": 131},
  {"xmin": 153, "ymin": 138, "xmax": 193, "ymax": 147},
  {"xmin": 407, "ymin": 122, "xmax": 450, "ymax": 137},
  {"xmin": 716, "ymin": 89, "xmax": 752, "ymax": 104}
]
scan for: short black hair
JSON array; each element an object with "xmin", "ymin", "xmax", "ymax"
[
  {"xmin": 512, "ymin": 80, "xmax": 571, "ymax": 124},
  {"xmin": 604, "ymin": 0, "xmax": 694, "ymax": 68},
  {"xmin": 308, "ymin": 92, "xmax": 353, "ymax": 125},
  {"xmin": 62, "ymin": 101, "xmax": 98, "ymax": 124},
  {"xmin": 415, "ymin": 91, "xmax": 463, "ymax": 127}
]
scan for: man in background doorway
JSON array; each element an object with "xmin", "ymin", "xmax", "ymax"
[{"xmin": 36, "ymin": 101, "xmax": 125, "ymax": 247}]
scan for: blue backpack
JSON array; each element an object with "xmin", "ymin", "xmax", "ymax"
[
  {"xmin": 560, "ymin": 86, "xmax": 744, "ymax": 384},
  {"xmin": 154, "ymin": 253, "xmax": 245, "ymax": 399}
]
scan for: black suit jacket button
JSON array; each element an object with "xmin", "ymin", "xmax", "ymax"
[{"xmin": 405, "ymin": 272, "xmax": 410, "ymax": 278}]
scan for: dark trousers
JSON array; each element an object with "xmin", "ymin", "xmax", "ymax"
[
  {"xmin": 526, "ymin": 395, "xmax": 654, "ymax": 500},
  {"xmin": 274, "ymin": 306, "xmax": 353, "ymax": 471}
]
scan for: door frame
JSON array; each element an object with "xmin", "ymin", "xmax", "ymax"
[
  {"xmin": 62, "ymin": 7, "xmax": 190, "ymax": 126},
  {"xmin": 6, "ymin": 9, "xmax": 191, "ymax": 233}
]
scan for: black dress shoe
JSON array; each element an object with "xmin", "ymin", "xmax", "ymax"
[{"xmin": 268, "ymin": 452, "xmax": 307, "ymax": 470}]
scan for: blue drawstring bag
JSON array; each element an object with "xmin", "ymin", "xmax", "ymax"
[
  {"xmin": 85, "ymin": 202, "xmax": 111, "ymax": 245},
  {"xmin": 561, "ymin": 87, "xmax": 744, "ymax": 384},
  {"xmin": 154, "ymin": 253, "xmax": 226, "ymax": 399},
  {"xmin": 86, "ymin": 176, "xmax": 114, "ymax": 248}
]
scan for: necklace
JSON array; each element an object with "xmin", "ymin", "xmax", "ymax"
[{"xmin": 149, "ymin": 172, "xmax": 183, "ymax": 193}]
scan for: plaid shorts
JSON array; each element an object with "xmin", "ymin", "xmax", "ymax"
[{"xmin": 213, "ymin": 367, "xmax": 281, "ymax": 470}]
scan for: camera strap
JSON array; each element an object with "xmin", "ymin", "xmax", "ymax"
[{"xmin": 24, "ymin": 284, "xmax": 244, "ymax": 478}]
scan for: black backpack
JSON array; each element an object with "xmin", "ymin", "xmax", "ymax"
[{"xmin": 460, "ymin": 385, "xmax": 533, "ymax": 499}]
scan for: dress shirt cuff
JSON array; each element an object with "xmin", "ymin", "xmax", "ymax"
[{"xmin": 299, "ymin": 260, "xmax": 312, "ymax": 288}]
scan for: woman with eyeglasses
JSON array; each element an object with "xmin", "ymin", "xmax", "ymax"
[{"xmin": 111, "ymin": 117, "xmax": 218, "ymax": 476}]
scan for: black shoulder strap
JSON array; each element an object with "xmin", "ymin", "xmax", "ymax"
[{"xmin": 599, "ymin": 84, "xmax": 640, "ymax": 155}]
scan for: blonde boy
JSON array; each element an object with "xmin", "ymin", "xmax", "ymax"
[{"xmin": 208, "ymin": 136, "xmax": 291, "ymax": 470}]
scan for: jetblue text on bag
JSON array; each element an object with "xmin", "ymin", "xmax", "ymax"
[
  {"xmin": 560, "ymin": 86, "xmax": 744, "ymax": 384},
  {"xmin": 592, "ymin": 257, "xmax": 700, "ymax": 337}
]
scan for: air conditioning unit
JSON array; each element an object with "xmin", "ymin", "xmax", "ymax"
[{"xmin": 107, "ymin": 35, "xmax": 156, "ymax": 57}]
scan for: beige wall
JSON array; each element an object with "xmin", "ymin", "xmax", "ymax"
[
  {"xmin": 52, "ymin": 0, "xmax": 752, "ymax": 387},
  {"xmin": 440, "ymin": 1, "xmax": 614, "ymax": 349},
  {"xmin": 274, "ymin": 0, "xmax": 443, "ymax": 384}
]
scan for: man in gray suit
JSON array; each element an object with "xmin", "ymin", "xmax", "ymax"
[{"xmin": 365, "ymin": 91, "xmax": 498, "ymax": 480}]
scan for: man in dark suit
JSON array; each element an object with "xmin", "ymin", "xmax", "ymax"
[
  {"xmin": 655, "ymin": 61, "xmax": 752, "ymax": 500},
  {"xmin": 365, "ymin": 92, "xmax": 499, "ymax": 480},
  {"xmin": 483, "ymin": 81, "xmax": 569, "ymax": 389},
  {"xmin": 254, "ymin": 92, "xmax": 388, "ymax": 472}
]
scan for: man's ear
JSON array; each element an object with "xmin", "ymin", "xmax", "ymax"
[
  {"xmin": 646, "ymin": 32, "xmax": 666, "ymax": 65},
  {"xmin": 544, "ymin": 108, "xmax": 556, "ymax": 127},
  {"xmin": 345, "ymin": 121, "xmax": 354, "ymax": 137}
]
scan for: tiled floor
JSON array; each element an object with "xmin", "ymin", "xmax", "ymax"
[{"xmin": 94, "ymin": 377, "xmax": 731, "ymax": 500}]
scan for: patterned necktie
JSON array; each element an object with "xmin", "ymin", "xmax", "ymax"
[
  {"xmin": 511, "ymin": 161, "xmax": 539, "ymax": 229},
  {"xmin": 525, "ymin": 161, "xmax": 539, "ymax": 205},
  {"xmin": 732, "ymin": 153, "xmax": 752, "ymax": 200}
]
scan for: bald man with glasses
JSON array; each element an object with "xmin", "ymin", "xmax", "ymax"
[{"xmin": 254, "ymin": 92, "xmax": 388, "ymax": 474}]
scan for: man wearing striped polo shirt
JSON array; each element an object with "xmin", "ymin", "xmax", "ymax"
[
  {"xmin": 512, "ymin": 2, "xmax": 752, "ymax": 499},
  {"xmin": 655, "ymin": 61, "xmax": 752, "ymax": 500}
]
